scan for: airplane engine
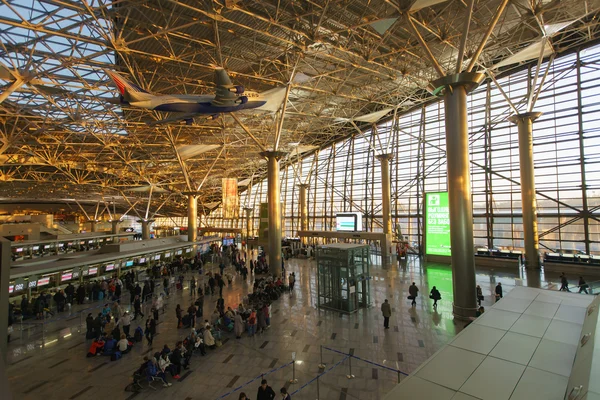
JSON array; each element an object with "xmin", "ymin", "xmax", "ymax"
[
  {"xmin": 184, "ymin": 118, "xmax": 194, "ymax": 125},
  {"xmin": 235, "ymin": 96, "xmax": 248, "ymax": 105},
  {"xmin": 228, "ymin": 85, "xmax": 244, "ymax": 94}
]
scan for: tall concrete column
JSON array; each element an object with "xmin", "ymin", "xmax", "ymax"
[
  {"xmin": 298, "ymin": 183, "xmax": 309, "ymax": 244},
  {"xmin": 509, "ymin": 113, "xmax": 541, "ymax": 269},
  {"xmin": 139, "ymin": 219, "xmax": 154, "ymax": 240},
  {"xmin": 244, "ymin": 207, "xmax": 253, "ymax": 265},
  {"xmin": 88, "ymin": 220, "xmax": 99, "ymax": 232},
  {"xmin": 261, "ymin": 150, "xmax": 287, "ymax": 277},
  {"xmin": 376, "ymin": 154, "xmax": 394, "ymax": 263},
  {"xmin": 185, "ymin": 193, "xmax": 199, "ymax": 257},
  {"xmin": 432, "ymin": 72, "xmax": 484, "ymax": 320},
  {"xmin": 110, "ymin": 219, "xmax": 121, "ymax": 235}
]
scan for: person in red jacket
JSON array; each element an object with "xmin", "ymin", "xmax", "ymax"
[{"xmin": 86, "ymin": 338, "xmax": 105, "ymax": 357}]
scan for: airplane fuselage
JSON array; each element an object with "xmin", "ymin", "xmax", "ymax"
[{"xmin": 128, "ymin": 92, "xmax": 267, "ymax": 114}]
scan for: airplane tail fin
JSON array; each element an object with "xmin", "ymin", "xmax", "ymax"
[
  {"xmin": 255, "ymin": 86, "xmax": 288, "ymax": 112},
  {"xmin": 104, "ymin": 70, "xmax": 153, "ymax": 103}
]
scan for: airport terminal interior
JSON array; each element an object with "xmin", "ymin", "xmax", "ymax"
[{"xmin": 2, "ymin": 0, "xmax": 600, "ymax": 399}]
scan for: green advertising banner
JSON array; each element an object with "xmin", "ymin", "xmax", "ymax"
[{"xmin": 425, "ymin": 192, "xmax": 451, "ymax": 256}]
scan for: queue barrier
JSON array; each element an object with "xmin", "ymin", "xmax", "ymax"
[{"xmin": 214, "ymin": 360, "xmax": 295, "ymax": 400}]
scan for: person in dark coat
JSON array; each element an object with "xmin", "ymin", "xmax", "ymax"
[
  {"xmin": 20, "ymin": 296, "xmax": 29, "ymax": 317},
  {"xmin": 256, "ymin": 379, "xmax": 276, "ymax": 400},
  {"xmin": 133, "ymin": 295, "xmax": 144, "ymax": 320},
  {"xmin": 54, "ymin": 290, "xmax": 66, "ymax": 312},
  {"xmin": 408, "ymin": 282, "xmax": 419, "ymax": 307},
  {"xmin": 76, "ymin": 284, "xmax": 85, "ymax": 305},
  {"xmin": 142, "ymin": 282, "xmax": 150, "ymax": 303},
  {"xmin": 495, "ymin": 282, "xmax": 503, "ymax": 301},
  {"xmin": 429, "ymin": 286, "xmax": 441, "ymax": 308},
  {"xmin": 64, "ymin": 283, "xmax": 75, "ymax": 304},
  {"xmin": 85, "ymin": 313, "xmax": 95, "ymax": 339}
]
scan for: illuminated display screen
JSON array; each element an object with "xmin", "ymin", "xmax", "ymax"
[
  {"xmin": 37, "ymin": 277, "xmax": 50, "ymax": 286},
  {"xmin": 9, "ymin": 285, "xmax": 14, "ymax": 293},
  {"xmin": 105, "ymin": 264, "xmax": 115, "ymax": 271},
  {"xmin": 14, "ymin": 283, "xmax": 25, "ymax": 292},
  {"xmin": 425, "ymin": 192, "xmax": 451, "ymax": 256},
  {"xmin": 222, "ymin": 238, "xmax": 234, "ymax": 246},
  {"xmin": 88, "ymin": 240, "xmax": 93, "ymax": 244},
  {"xmin": 58, "ymin": 243, "xmax": 64, "ymax": 247},
  {"xmin": 33, "ymin": 246, "xmax": 39, "ymax": 250},
  {"xmin": 80, "ymin": 241, "xmax": 85, "ymax": 245},
  {"xmin": 15, "ymin": 248, "xmax": 23, "ymax": 252},
  {"xmin": 165, "ymin": 253, "xmax": 171, "ymax": 257},
  {"xmin": 72, "ymin": 271, "xmax": 79, "ymax": 279},
  {"xmin": 125, "ymin": 261, "xmax": 134, "ymax": 267},
  {"xmin": 61, "ymin": 273, "xmax": 72, "ymax": 281},
  {"xmin": 88, "ymin": 267, "xmax": 98, "ymax": 275},
  {"xmin": 154, "ymin": 255, "xmax": 160, "ymax": 260},
  {"xmin": 175, "ymin": 250, "xmax": 182, "ymax": 255},
  {"xmin": 138, "ymin": 258, "xmax": 146, "ymax": 264}
]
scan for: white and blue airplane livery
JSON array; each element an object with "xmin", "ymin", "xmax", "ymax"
[{"xmin": 105, "ymin": 68, "xmax": 286, "ymax": 124}]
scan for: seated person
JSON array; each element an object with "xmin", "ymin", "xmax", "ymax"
[
  {"xmin": 102, "ymin": 335, "xmax": 117, "ymax": 355},
  {"xmin": 86, "ymin": 338, "xmax": 105, "ymax": 357},
  {"xmin": 161, "ymin": 344, "xmax": 171, "ymax": 356},
  {"xmin": 158, "ymin": 352, "xmax": 180, "ymax": 379},
  {"xmin": 194, "ymin": 335, "xmax": 207, "ymax": 356},
  {"xmin": 117, "ymin": 333, "xmax": 132, "ymax": 354},
  {"xmin": 146, "ymin": 356, "xmax": 172, "ymax": 387},
  {"xmin": 169, "ymin": 341, "xmax": 189, "ymax": 375},
  {"xmin": 203, "ymin": 326, "xmax": 216, "ymax": 348}
]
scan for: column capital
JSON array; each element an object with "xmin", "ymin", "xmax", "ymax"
[
  {"xmin": 375, "ymin": 153, "xmax": 394, "ymax": 162},
  {"xmin": 260, "ymin": 150, "xmax": 287, "ymax": 160},
  {"xmin": 243, "ymin": 207, "xmax": 253, "ymax": 214},
  {"xmin": 136, "ymin": 219, "xmax": 155, "ymax": 224},
  {"xmin": 297, "ymin": 183, "xmax": 310, "ymax": 188},
  {"xmin": 108, "ymin": 219, "xmax": 122, "ymax": 224},
  {"xmin": 430, "ymin": 72, "xmax": 485, "ymax": 96},
  {"xmin": 182, "ymin": 191, "xmax": 201, "ymax": 197},
  {"xmin": 508, "ymin": 111, "xmax": 543, "ymax": 124}
]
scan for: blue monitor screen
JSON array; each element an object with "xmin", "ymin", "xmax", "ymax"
[{"xmin": 125, "ymin": 261, "xmax": 134, "ymax": 267}]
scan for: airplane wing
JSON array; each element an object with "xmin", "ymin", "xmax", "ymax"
[
  {"xmin": 211, "ymin": 69, "xmax": 241, "ymax": 107},
  {"xmin": 147, "ymin": 113, "xmax": 199, "ymax": 126}
]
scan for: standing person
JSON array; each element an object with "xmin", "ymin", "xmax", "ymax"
[
  {"xmin": 495, "ymin": 282, "xmax": 503, "ymax": 301},
  {"xmin": 119, "ymin": 311, "xmax": 132, "ymax": 337},
  {"xmin": 190, "ymin": 277, "xmax": 196, "ymax": 297},
  {"xmin": 560, "ymin": 273, "xmax": 570, "ymax": 292},
  {"xmin": 219, "ymin": 261, "xmax": 225, "ymax": 276},
  {"xmin": 65, "ymin": 283, "xmax": 75, "ymax": 305},
  {"xmin": 250, "ymin": 260, "xmax": 255, "ymax": 275},
  {"xmin": 53, "ymin": 290, "xmax": 66, "ymax": 312},
  {"xmin": 133, "ymin": 295, "xmax": 144, "ymax": 320},
  {"xmin": 239, "ymin": 393, "xmax": 248, "ymax": 400},
  {"xmin": 234, "ymin": 312, "xmax": 244, "ymax": 339},
  {"xmin": 429, "ymin": 286, "xmax": 441, "ymax": 308},
  {"xmin": 187, "ymin": 303, "xmax": 196, "ymax": 328},
  {"xmin": 145, "ymin": 317, "xmax": 156, "ymax": 345},
  {"xmin": 579, "ymin": 276, "xmax": 589, "ymax": 294},
  {"xmin": 408, "ymin": 282, "xmax": 419, "ymax": 307},
  {"xmin": 176, "ymin": 304, "xmax": 182, "ymax": 328},
  {"xmin": 476, "ymin": 285, "xmax": 484, "ymax": 306},
  {"xmin": 256, "ymin": 379, "xmax": 276, "ymax": 400},
  {"xmin": 163, "ymin": 276, "xmax": 170, "ymax": 297},
  {"xmin": 280, "ymin": 388, "xmax": 291, "ymax": 400},
  {"xmin": 218, "ymin": 275, "xmax": 225, "ymax": 297},
  {"xmin": 380, "ymin": 299, "xmax": 391, "ymax": 329}
]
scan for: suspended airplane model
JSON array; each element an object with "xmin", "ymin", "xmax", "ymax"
[{"xmin": 105, "ymin": 68, "xmax": 286, "ymax": 125}]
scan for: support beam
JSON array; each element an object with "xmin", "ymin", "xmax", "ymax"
[
  {"xmin": 298, "ymin": 183, "xmax": 309, "ymax": 245},
  {"xmin": 139, "ymin": 219, "xmax": 154, "ymax": 240},
  {"xmin": 110, "ymin": 219, "xmax": 121, "ymax": 235},
  {"xmin": 466, "ymin": 0, "xmax": 510, "ymax": 72},
  {"xmin": 405, "ymin": 14, "xmax": 445, "ymax": 78},
  {"xmin": 509, "ymin": 112, "xmax": 542, "ymax": 283},
  {"xmin": 261, "ymin": 150, "xmax": 287, "ymax": 277},
  {"xmin": 184, "ymin": 192, "xmax": 199, "ymax": 250},
  {"xmin": 376, "ymin": 154, "xmax": 394, "ymax": 264},
  {"xmin": 88, "ymin": 219, "xmax": 99, "ymax": 232},
  {"xmin": 0, "ymin": 237, "xmax": 10, "ymax": 365},
  {"xmin": 431, "ymin": 72, "xmax": 485, "ymax": 320}
]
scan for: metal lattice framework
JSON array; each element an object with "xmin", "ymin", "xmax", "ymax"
[{"xmin": 1, "ymin": 0, "xmax": 600, "ymax": 218}]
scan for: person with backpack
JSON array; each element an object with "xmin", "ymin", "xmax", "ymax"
[
  {"xmin": 187, "ymin": 304, "xmax": 197, "ymax": 328},
  {"xmin": 134, "ymin": 325, "xmax": 144, "ymax": 343}
]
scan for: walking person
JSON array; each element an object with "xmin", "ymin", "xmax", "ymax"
[
  {"xmin": 145, "ymin": 317, "xmax": 156, "ymax": 346},
  {"xmin": 190, "ymin": 277, "xmax": 196, "ymax": 297},
  {"xmin": 495, "ymin": 282, "xmax": 503, "ymax": 301},
  {"xmin": 429, "ymin": 286, "xmax": 441, "ymax": 308},
  {"xmin": 256, "ymin": 379, "xmax": 276, "ymax": 400},
  {"xmin": 578, "ymin": 276, "xmax": 589, "ymax": 294},
  {"xmin": 234, "ymin": 312, "xmax": 244, "ymax": 339},
  {"xmin": 133, "ymin": 295, "xmax": 144, "ymax": 320},
  {"xmin": 176, "ymin": 304, "xmax": 182, "ymax": 328},
  {"xmin": 408, "ymin": 282, "xmax": 419, "ymax": 307},
  {"xmin": 119, "ymin": 311, "xmax": 131, "ymax": 337},
  {"xmin": 380, "ymin": 299, "xmax": 391, "ymax": 329},
  {"xmin": 560, "ymin": 273, "xmax": 570, "ymax": 292},
  {"xmin": 476, "ymin": 285, "xmax": 484, "ymax": 306},
  {"xmin": 280, "ymin": 387, "xmax": 291, "ymax": 400}
]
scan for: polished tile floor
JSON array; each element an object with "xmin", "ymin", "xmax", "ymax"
[{"xmin": 5, "ymin": 255, "xmax": 591, "ymax": 400}]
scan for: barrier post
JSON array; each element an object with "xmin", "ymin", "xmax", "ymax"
[
  {"xmin": 289, "ymin": 360, "xmax": 298, "ymax": 384},
  {"xmin": 318, "ymin": 344, "xmax": 326, "ymax": 369},
  {"xmin": 316, "ymin": 375, "xmax": 320, "ymax": 400},
  {"xmin": 346, "ymin": 356, "xmax": 355, "ymax": 379},
  {"xmin": 397, "ymin": 371, "xmax": 401, "ymax": 383}
]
